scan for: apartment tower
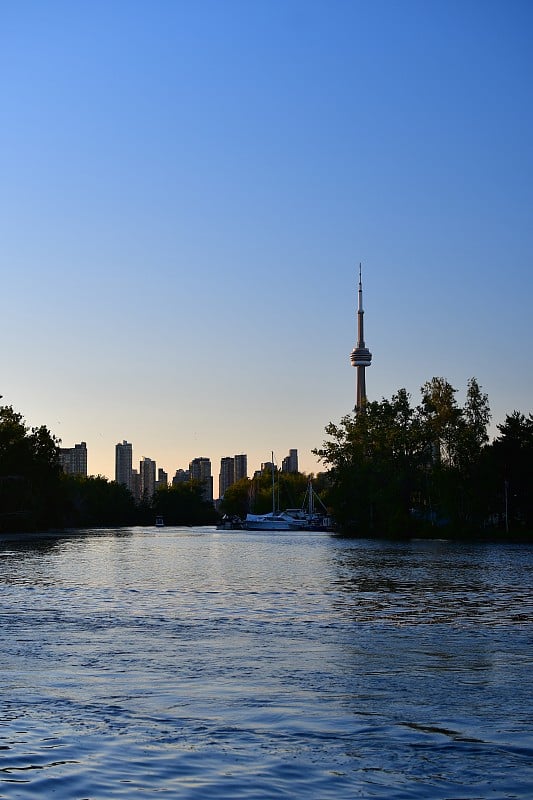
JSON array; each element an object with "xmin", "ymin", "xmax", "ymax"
[
  {"xmin": 59, "ymin": 442, "xmax": 88, "ymax": 477},
  {"xmin": 140, "ymin": 457, "xmax": 156, "ymax": 500},
  {"xmin": 190, "ymin": 457, "xmax": 213, "ymax": 503},
  {"xmin": 115, "ymin": 440, "xmax": 133, "ymax": 490}
]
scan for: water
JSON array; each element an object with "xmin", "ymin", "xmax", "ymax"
[{"xmin": 0, "ymin": 527, "xmax": 531, "ymax": 799}]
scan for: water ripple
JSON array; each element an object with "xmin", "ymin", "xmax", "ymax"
[{"xmin": 0, "ymin": 529, "xmax": 531, "ymax": 798}]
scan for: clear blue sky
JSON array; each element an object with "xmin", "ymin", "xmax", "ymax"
[{"xmin": 1, "ymin": 0, "xmax": 532, "ymax": 483}]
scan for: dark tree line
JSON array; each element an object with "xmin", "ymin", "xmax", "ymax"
[
  {"xmin": 484, "ymin": 411, "xmax": 533, "ymax": 534},
  {"xmin": 0, "ymin": 403, "xmax": 217, "ymax": 531},
  {"xmin": 151, "ymin": 482, "xmax": 218, "ymax": 526},
  {"xmin": 60, "ymin": 476, "xmax": 218, "ymax": 529},
  {"xmin": 0, "ymin": 405, "xmax": 63, "ymax": 531},
  {"xmin": 314, "ymin": 378, "xmax": 532, "ymax": 538}
]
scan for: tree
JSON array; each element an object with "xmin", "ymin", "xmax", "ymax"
[
  {"xmin": 464, "ymin": 378, "xmax": 491, "ymax": 451},
  {"xmin": 419, "ymin": 377, "xmax": 462, "ymax": 466},
  {"xmin": 315, "ymin": 378, "xmax": 493, "ymax": 536},
  {"xmin": 417, "ymin": 378, "xmax": 491, "ymax": 530},
  {"xmin": 314, "ymin": 389, "xmax": 426, "ymax": 534},
  {"xmin": 249, "ymin": 470, "xmax": 312, "ymax": 514},
  {"xmin": 219, "ymin": 477, "xmax": 252, "ymax": 518},
  {"xmin": 152, "ymin": 481, "xmax": 218, "ymax": 525},
  {"xmin": 485, "ymin": 412, "xmax": 533, "ymax": 533},
  {"xmin": 0, "ymin": 405, "xmax": 62, "ymax": 530},
  {"xmin": 61, "ymin": 475, "xmax": 138, "ymax": 527}
]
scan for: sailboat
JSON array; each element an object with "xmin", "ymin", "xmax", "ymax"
[
  {"xmin": 243, "ymin": 453, "xmax": 305, "ymax": 531},
  {"xmin": 284, "ymin": 479, "xmax": 333, "ymax": 531},
  {"xmin": 243, "ymin": 459, "xmax": 332, "ymax": 532}
]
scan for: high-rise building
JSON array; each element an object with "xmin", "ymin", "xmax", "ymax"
[
  {"xmin": 140, "ymin": 457, "xmax": 156, "ymax": 500},
  {"xmin": 59, "ymin": 442, "xmax": 87, "ymax": 476},
  {"xmin": 281, "ymin": 449, "xmax": 298, "ymax": 473},
  {"xmin": 172, "ymin": 468, "xmax": 190, "ymax": 485},
  {"xmin": 234, "ymin": 454, "xmax": 248, "ymax": 482},
  {"xmin": 156, "ymin": 468, "xmax": 168, "ymax": 491},
  {"xmin": 219, "ymin": 457, "xmax": 235, "ymax": 499},
  {"xmin": 115, "ymin": 440, "xmax": 133, "ymax": 490},
  {"xmin": 350, "ymin": 263, "xmax": 372, "ymax": 410},
  {"xmin": 190, "ymin": 457, "xmax": 213, "ymax": 503},
  {"xmin": 131, "ymin": 469, "xmax": 141, "ymax": 502},
  {"xmin": 219, "ymin": 454, "xmax": 248, "ymax": 498}
]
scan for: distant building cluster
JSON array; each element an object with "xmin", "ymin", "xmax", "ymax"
[
  {"xmin": 58, "ymin": 441, "xmax": 299, "ymax": 506},
  {"xmin": 112, "ymin": 444, "xmax": 297, "ymax": 505}
]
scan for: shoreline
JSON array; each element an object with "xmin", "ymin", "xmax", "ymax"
[{"xmin": 0, "ymin": 525, "xmax": 531, "ymax": 546}]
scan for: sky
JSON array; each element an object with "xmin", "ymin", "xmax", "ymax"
[{"xmin": 1, "ymin": 0, "xmax": 532, "ymax": 485}]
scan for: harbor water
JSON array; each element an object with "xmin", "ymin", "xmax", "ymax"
[{"xmin": 0, "ymin": 527, "xmax": 531, "ymax": 799}]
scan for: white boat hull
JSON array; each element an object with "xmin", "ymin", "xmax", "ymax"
[{"xmin": 244, "ymin": 512, "xmax": 305, "ymax": 531}]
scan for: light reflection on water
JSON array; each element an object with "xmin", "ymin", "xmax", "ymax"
[{"xmin": 0, "ymin": 527, "xmax": 531, "ymax": 799}]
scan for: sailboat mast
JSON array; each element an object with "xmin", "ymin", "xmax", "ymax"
[{"xmin": 271, "ymin": 451, "xmax": 275, "ymax": 513}]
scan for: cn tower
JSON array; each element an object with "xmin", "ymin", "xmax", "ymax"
[{"xmin": 350, "ymin": 264, "xmax": 372, "ymax": 410}]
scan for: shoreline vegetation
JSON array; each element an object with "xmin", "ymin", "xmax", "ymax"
[
  {"xmin": 314, "ymin": 377, "xmax": 532, "ymax": 542},
  {"xmin": 1, "ymin": 377, "xmax": 532, "ymax": 541}
]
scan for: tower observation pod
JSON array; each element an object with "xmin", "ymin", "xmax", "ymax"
[{"xmin": 350, "ymin": 264, "xmax": 372, "ymax": 411}]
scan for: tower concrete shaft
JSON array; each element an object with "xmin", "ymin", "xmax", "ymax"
[{"xmin": 350, "ymin": 264, "xmax": 372, "ymax": 410}]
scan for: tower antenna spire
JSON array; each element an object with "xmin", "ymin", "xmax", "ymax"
[{"xmin": 350, "ymin": 262, "xmax": 372, "ymax": 411}]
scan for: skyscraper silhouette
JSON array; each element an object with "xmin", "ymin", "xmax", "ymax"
[{"xmin": 115, "ymin": 440, "xmax": 133, "ymax": 490}]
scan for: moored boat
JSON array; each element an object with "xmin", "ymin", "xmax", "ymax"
[
  {"xmin": 243, "ymin": 456, "xmax": 332, "ymax": 532},
  {"xmin": 217, "ymin": 514, "xmax": 244, "ymax": 530},
  {"xmin": 290, "ymin": 479, "xmax": 334, "ymax": 531},
  {"xmin": 244, "ymin": 511, "xmax": 307, "ymax": 531},
  {"xmin": 244, "ymin": 451, "xmax": 299, "ymax": 531}
]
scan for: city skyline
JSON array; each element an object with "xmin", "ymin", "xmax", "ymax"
[
  {"xmin": 2, "ymin": 3, "xmax": 532, "ymax": 482},
  {"xmin": 96, "ymin": 442, "xmax": 295, "ymax": 501}
]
